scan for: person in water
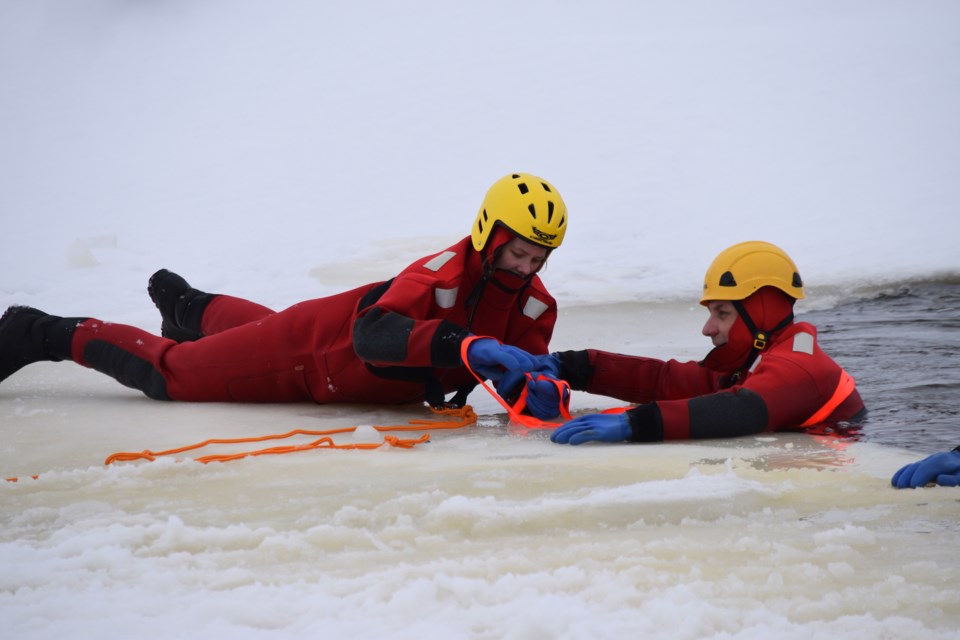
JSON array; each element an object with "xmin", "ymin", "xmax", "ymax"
[
  {"xmin": 892, "ymin": 447, "xmax": 960, "ymax": 488},
  {"xmin": 0, "ymin": 173, "xmax": 567, "ymax": 410},
  {"xmin": 527, "ymin": 240, "xmax": 867, "ymax": 444}
]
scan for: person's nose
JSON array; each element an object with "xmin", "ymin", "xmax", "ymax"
[{"xmin": 702, "ymin": 317, "xmax": 716, "ymax": 338}]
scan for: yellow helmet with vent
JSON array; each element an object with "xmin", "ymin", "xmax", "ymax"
[
  {"xmin": 701, "ymin": 240, "xmax": 805, "ymax": 304},
  {"xmin": 471, "ymin": 173, "xmax": 567, "ymax": 251}
]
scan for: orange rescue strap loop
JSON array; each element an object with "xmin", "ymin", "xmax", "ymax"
[{"xmin": 460, "ymin": 335, "xmax": 572, "ymax": 429}]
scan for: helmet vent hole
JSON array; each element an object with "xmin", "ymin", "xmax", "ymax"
[
  {"xmin": 517, "ymin": 182, "xmax": 529, "ymax": 195},
  {"xmin": 528, "ymin": 203, "xmax": 537, "ymax": 218},
  {"xmin": 541, "ymin": 182, "xmax": 552, "ymax": 193},
  {"xmin": 792, "ymin": 273, "xmax": 803, "ymax": 287},
  {"xmin": 547, "ymin": 200, "xmax": 555, "ymax": 222},
  {"xmin": 719, "ymin": 271, "xmax": 737, "ymax": 287}
]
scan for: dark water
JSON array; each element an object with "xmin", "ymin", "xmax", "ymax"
[{"xmin": 799, "ymin": 280, "xmax": 960, "ymax": 454}]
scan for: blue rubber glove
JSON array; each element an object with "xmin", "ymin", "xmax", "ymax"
[
  {"xmin": 891, "ymin": 448, "xmax": 960, "ymax": 488},
  {"xmin": 524, "ymin": 374, "xmax": 570, "ymax": 420},
  {"xmin": 532, "ymin": 353, "xmax": 562, "ymax": 379},
  {"xmin": 551, "ymin": 413, "xmax": 631, "ymax": 445},
  {"xmin": 497, "ymin": 353, "xmax": 564, "ymax": 400},
  {"xmin": 465, "ymin": 338, "xmax": 539, "ymax": 383}
]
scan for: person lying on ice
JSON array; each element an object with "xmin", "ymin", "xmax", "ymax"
[
  {"xmin": 521, "ymin": 240, "xmax": 867, "ymax": 444},
  {"xmin": 0, "ymin": 173, "xmax": 567, "ymax": 410}
]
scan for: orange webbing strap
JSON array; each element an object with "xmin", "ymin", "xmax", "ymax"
[
  {"xmin": 4, "ymin": 406, "xmax": 477, "ymax": 481},
  {"xmin": 600, "ymin": 406, "xmax": 632, "ymax": 414},
  {"xmin": 5, "ymin": 475, "xmax": 39, "ymax": 483},
  {"xmin": 100, "ymin": 405, "xmax": 477, "ymax": 467},
  {"xmin": 800, "ymin": 370, "xmax": 856, "ymax": 428},
  {"xmin": 460, "ymin": 335, "xmax": 571, "ymax": 429}
]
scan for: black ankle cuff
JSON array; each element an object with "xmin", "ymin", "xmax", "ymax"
[
  {"xmin": 44, "ymin": 317, "xmax": 88, "ymax": 361},
  {"xmin": 178, "ymin": 292, "xmax": 217, "ymax": 335}
]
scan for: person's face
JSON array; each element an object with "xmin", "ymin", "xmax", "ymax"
[
  {"xmin": 493, "ymin": 237, "xmax": 548, "ymax": 278},
  {"xmin": 702, "ymin": 300, "xmax": 738, "ymax": 346}
]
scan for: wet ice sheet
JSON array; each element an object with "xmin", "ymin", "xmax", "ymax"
[{"xmin": 3, "ymin": 368, "xmax": 959, "ymax": 639}]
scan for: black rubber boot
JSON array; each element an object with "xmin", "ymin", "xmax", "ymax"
[
  {"xmin": 147, "ymin": 269, "xmax": 216, "ymax": 343},
  {"xmin": 0, "ymin": 306, "xmax": 88, "ymax": 383}
]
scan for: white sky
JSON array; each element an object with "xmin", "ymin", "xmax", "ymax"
[{"xmin": 1, "ymin": 1, "xmax": 958, "ymax": 324}]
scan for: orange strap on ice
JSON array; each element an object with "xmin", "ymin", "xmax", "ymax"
[
  {"xmin": 102, "ymin": 405, "xmax": 477, "ymax": 466},
  {"xmin": 460, "ymin": 335, "xmax": 571, "ymax": 429},
  {"xmin": 4, "ymin": 474, "xmax": 39, "ymax": 483},
  {"xmin": 800, "ymin": 369, "xmax": 856, "ymax": 427}
]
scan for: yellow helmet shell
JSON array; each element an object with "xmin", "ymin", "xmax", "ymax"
[
  {"xmin": 701, "ymin": 240, "xmax": 805, "ymax": 304},
  {"xmin": 471, "ymin": 173, "xmax": 567, "ymax": 251}
]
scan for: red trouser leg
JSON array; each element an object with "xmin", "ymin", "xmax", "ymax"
[
  {"xmin": 71, "ymin": 320, "xmax": 178, "ymax": 400},
  {"xmin": 199, "ymin": 295, "xmax": 275, "ymax": 335},
  {"xmin": 71, "ymin": 301, "xmax": 326, "ymax": 402}
]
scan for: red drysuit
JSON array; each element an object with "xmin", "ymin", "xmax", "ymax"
[
  {"xmin": 570, "ymin": 322, "xmax": 865, "ymax": 440},
  {"xmin": 68, "ymin": 236, "xmax": 557, "ymax": 405},
  {"xmin": 555, "ymin": 287, "xmax": 866, "ymax": 440}
]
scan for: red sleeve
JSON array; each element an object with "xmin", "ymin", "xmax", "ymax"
[
  {"xmin": 353, "ymin": 271, "xmax": 469, "ymax": 368},
  {"xmin": 584, "ymin": 350, "xmax": 720, "ymax": 402}
]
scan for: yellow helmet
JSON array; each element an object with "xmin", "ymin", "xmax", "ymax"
[
  {"xmin": 471, "ymin": 173, "xmax": 567, "ymax": 251},
  {"xmin": 701, "ymin": 240, "xmax": 805, "ymax": 304}
]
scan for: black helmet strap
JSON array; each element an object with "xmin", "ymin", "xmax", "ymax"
[{"xmin": 732, "ymin": 299, "xmax": 794, "ymax": 372}]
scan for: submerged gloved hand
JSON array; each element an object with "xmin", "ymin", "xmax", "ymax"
[
  {"xmin": 891, "ymin": 448, "xmax": 960, "ymax": 488},
  {"xmin": 465, "ymin": 338, "xmax": 539, "ymax": 384},
  {"xmin": 523, "ymin": 374, "xmax": 570, "ymax": 420},
  {"xmin": 551, "ymin": 413, "xmax": 630, "ymax": 445}
]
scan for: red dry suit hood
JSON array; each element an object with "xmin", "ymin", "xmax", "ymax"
[
  {"xmin": 482, "ymin": 226, "xmax": 551, "ymax": 287},
  {"xmin": 700, "ymin": 286, "xmax": 796, "ymax": 374}
]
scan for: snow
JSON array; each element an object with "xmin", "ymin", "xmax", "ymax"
[{"xmin": 2, "ymin": 2, "xmax": 959, "ymax": 638}]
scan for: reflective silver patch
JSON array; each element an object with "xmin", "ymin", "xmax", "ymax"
[
  {"xmin": 435, "ymin": 287, "xmax": 458, "ymax": 309},
  {"xmin": 793, "ymin": 332, "xmax": 815, "ymax": 355},
  {"xmin": 522, "ymin": 296, "xmax": 549, "ymax": 320},
  {"xmin": 423, "ymin": 251, "xmax": 456, "ymax": 272}
]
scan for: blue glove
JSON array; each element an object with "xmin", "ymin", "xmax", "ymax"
[
  {"xmin": 524, "ymin": 374, "xmax": 570, "ymax": 420},
  {"xmin": 532, "ymin": 353, "xmax": 562, "ymax": 379},
  {"xmin": 497, "ymin": 353, "xmax": 564, "ymax": 400},
  {"xmin": 891, "ymin": 449, "xmax": 960, "ymax": 488},
  {"xmin": 551, "ymin": 413, "xmax": 631, "ymax": 445},
  {"xmin": 465, "ymin": 338, "xmax": 539, "ymax": 383}
]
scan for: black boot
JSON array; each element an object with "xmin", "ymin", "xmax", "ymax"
[
  {"xmin": 0, "ymin": 306, "xmax": 88, "ymax": 383},
  {"xmin": 147, "ymin": 269, "xmax": 216, "ymax": 343}
]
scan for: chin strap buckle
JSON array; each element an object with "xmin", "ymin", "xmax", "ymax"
[{"xmin": 752, "ymin": 332, "xmax": 768, "ymax": 350}]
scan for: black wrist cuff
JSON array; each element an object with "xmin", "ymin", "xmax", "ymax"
[
  {"xmin": 625, "ymin": 403, "xmax": 664, "ymax": 442},
  {"xmin": 433, "ymin": 321, "xmax": 471, "ymax": 368},
  {"xmin": 555, "ymin": 350, "xmax": 593, "ymax": 390}
]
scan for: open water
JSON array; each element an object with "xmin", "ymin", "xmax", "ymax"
[{"xmin": 800, "ymin": 278, "xmax": 960, "ymax": 454}]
